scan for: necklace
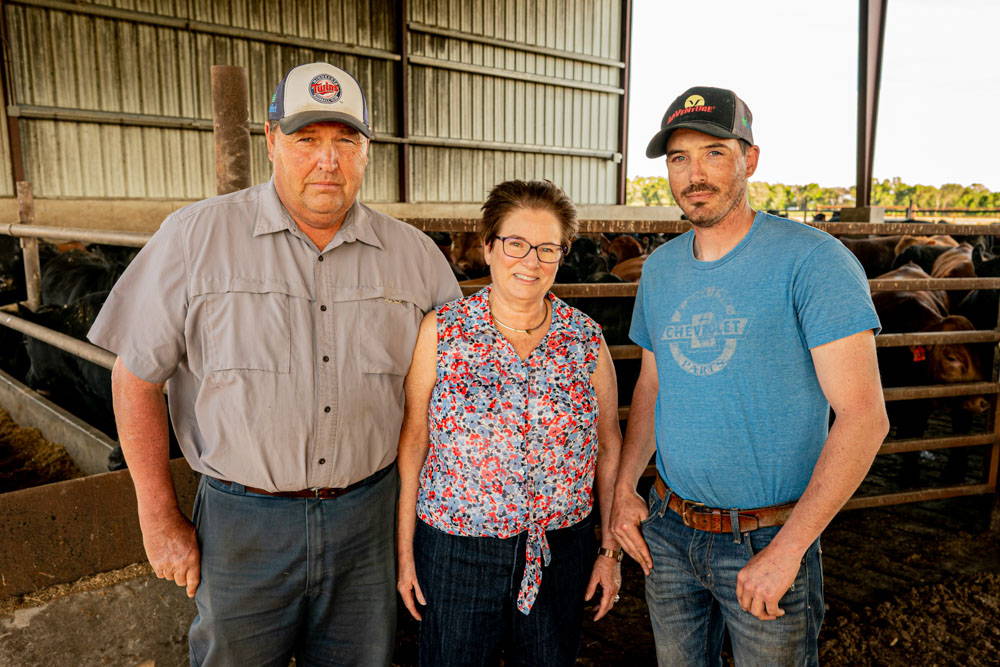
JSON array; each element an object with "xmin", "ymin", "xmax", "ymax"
[{"xmin": 490, "ymin": 299, "xmax": 549, "ymax": 334}]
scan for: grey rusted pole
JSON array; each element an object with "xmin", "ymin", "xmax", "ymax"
[
  {"xmin": 0, "ymin": 308, "xmax": 115, "ymax": 370},
  {"xmin": 2, "ymin": 223, "xmax": 150, "ymax": 247},
  {"xmin": 16, "ymin": 181, "xmax": 40, "ymax": 311},
  {"xmin": 211, "ymin": 65, "xmax": 251, "ymax": 195}
]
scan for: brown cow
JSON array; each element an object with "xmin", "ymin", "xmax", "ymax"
[
  {"xmin": 931, "ymin": 243, "xmax": 975, "ymax": 310},
  {"xmin": 451, "ymin": 232, "xmax": 487, "ymax": 278},
  {"xmin": 610, "ymin": 256, "xmax": 646, "ymax": 282},
  {"xmin": 893, "ymin": 234, "xmax": 959, "ymax": 256},
  {"xmin": 872, "ymin": 262, "xmax": 949, "ymax": 330},
  {"xmin": 606, "ymin": 235, "xmax": 644, "ymax": 264},
  {"xmin": 872, "ymin": 262, "xmax": 989, "ymax": 443}
]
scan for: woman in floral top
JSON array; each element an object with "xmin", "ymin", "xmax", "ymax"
[{"xmin": 396, "ymin": 180, "xmax": 623, "ymax": 666}]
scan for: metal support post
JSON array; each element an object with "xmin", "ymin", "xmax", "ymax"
[
  {"xmin": 616, "ymin": 0, "xmax": 633, "ymax": 205},
  {"xmin": 855, "ymin": 0, "xmax": 888, "ymax": 206},
  {"xmin": 397, "ymin": 0, "xmax": 411, "ymax": 202}
]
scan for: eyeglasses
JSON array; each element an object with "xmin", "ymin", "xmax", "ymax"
[{"xmin": 495, "ymin": 236, "xmax": 566, "ymax": 263}]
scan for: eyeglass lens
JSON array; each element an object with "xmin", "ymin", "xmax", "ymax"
[{"xmin": 501, "ymin": 237, "xmax": 563, "ymax": 263}]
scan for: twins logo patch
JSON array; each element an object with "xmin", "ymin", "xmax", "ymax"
[
  {"xmin": 309, "ymin": 74, "xmax": 342, "ymax": 104},
  {"xmin": 660, "ymin": 286, "xmax": 748, "ymax": 376}
]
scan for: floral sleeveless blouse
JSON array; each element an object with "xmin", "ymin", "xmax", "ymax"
[{"xmin": 417, "ymin": 286, "xmax": 602, "ymax": 613}]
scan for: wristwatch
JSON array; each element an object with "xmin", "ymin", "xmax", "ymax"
[{"xmin": 598, "ymin": 547, "xmax": 623, "ymax": 562}]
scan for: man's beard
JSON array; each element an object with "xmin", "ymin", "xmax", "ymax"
[{"xmin": 673, "ymin": 182, "xmax": 746, "ymax": 229}]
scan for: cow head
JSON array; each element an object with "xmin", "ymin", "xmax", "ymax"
[
  {"xmin": 921, "ymin": 315, "xmax": 992, "ymax": 419},
  {"xmin": 973, "ymin": 244, "xmax": 1000, "ymax": 277},
  {"xmin": 920, "ymin": 315, "xmax": 985, "ymax": 384},
  {"xmin": 452, "ymin": 232, "xmax": 487, "ymax": 277}
]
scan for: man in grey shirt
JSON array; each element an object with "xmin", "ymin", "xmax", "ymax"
[{"xmin": 89, "ymin": 62, "xmax": 460, "ymax": 666}]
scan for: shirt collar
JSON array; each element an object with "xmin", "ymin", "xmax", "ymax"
[{"xmin": 253, "ymin": 179, "xmax": 383, "ymax": 250}]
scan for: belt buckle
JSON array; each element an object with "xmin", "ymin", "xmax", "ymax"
[{"xmin": 310, "ymin": 487, "xmax": 323, "ymax": 499}]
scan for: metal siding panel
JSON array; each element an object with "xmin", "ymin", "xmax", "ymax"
[
  {"xmin": 99, "ymin": 125, "xmax": 127, "ymax": 196},
  {"xmin": 21, "ymin": 121, "xmax": 52, "ymax": 195},
  {"xmin": 77, "ymin": 124, "xmax": 105, "ymax": 195},
  {"xmin": 359, "ymin": 142, "xmax": 398, "ymax": 202},
  {"xmin": 250, "ymin": 131, "xmax": 269, "ymax": 188},
  {"xmin": 4, "ymin": 0, "xmax": 620, "ymax": 203},
  {"xmin": 471, "ymin": 57, "xmax": 483, "ymax": 141},
  {"xmin": 5, "ymin": 8, "xmax": 26, "ymax": 103},
  {"xmin": 246, "ymin": 0, "xmax": 268, "ymax": 31},
  {"xmin": 95, "ymin": 18, "xmax": 123, "ymax": 111},
  {"xmin": 55, "ymin": 123, "xmax": 83, "ymax": 196},
  {"xmin": 406, "ymin": 147, "xmax": 611, "ymax": 204}
]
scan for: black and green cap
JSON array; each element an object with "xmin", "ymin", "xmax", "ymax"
[{"xmin": 645, "ymin": 86, "xmax": 754, "ymax": 158}]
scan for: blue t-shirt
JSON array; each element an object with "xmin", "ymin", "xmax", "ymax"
[{"xmin": 630, "ymin": 212, "xmax": 880, "ymax": 509}]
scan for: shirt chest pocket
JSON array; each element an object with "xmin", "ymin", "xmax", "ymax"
[
  {"xmin": 330, "ymin": 286, "xmax": 424, "ymax": 377},
  {"xmin": 196, "ymin": 278, "xmax": 311, "ymax": 373}
]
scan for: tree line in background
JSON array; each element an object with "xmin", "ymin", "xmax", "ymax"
[{"xmin": 626, "ymin": 176, "xmax": 1000, "ymax": 212}]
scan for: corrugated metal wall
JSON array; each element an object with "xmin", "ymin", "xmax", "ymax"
[{"xmin": 2, "ymin": 0, "xmax": 625, "ymax": 204}]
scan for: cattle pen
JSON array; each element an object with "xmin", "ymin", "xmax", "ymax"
[
  {"xmin": 2, "ymin": 208, "xmax": 1000, "ymax": 662},
  {"xmin": 2, "ymin": 213, "xmax": 999, "ymax": 506}
]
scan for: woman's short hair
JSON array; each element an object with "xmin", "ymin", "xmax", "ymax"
[{"xmin": 479, "ymin": 180, "xmax": 578, "ymax": 247}]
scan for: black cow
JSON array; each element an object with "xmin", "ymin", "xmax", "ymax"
[
  {"xmin": 956, "ymin": 245, "xmax": 1000, "ymax": 330},
  {"xmin": 556, "ymin": 236, "xmax": 609, "ymax": 284},
  {"xmin": 892, "ymin": 243, "xmax": 952, "ymax": 274},
  {"xmin": 21, "ymin": 291, "xmax": 116, "ymax": 437},
  {"xmin": 840, "ymin": 236, "xmax": 904, "ymax": 278},
  {"xmin": 12, "ymin": 244, "xmax": 180, "ymax": 470}
]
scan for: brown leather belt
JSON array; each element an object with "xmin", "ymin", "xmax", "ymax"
[
  {"xmin": 654, "ymin": 475, "xmax": 795, "ymax": 534},
  {"xmin": 214, "ymin": 463, "xmax": 393, "ymax": 500}
]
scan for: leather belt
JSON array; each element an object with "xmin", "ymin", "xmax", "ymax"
[
  {"xmin": 654, "ymin": 475, "xmax": 795, "ymax": 534},
  {"xmin": 214, "ymin": 463, "xmax": 393, "ymax": 500}
]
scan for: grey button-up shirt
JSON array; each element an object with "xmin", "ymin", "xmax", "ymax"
[{"xmin": 88, "ymin": 181, "xmax": 460, "ymax": 490}]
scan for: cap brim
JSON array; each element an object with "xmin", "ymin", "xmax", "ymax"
[
  {"xmin": 644, "ymin": 121, "xmax": 743, "ymax": 158},
  {"xmin": 279, "ymin": 111, "xmax": 372, "ymax": 137}
]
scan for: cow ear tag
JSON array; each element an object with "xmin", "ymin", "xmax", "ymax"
[{"xmin": 911, "ymin": 346, "xmax": 927, "ymax": 362}]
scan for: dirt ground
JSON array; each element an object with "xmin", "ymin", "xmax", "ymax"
[
  {"xmin": 820, "ymin": 572, "xmax": 999, "ymax": 665},
  {"xmin": 0, "ymin": 407, "xmax": 82, "ymax": 493},
  {"xmin": 389, "ymin": 494, "xmax": 1000, "ymax": 666},
  {"xmin": 2, "ymin": 407, "xmax": 996, "ymax": 665}
]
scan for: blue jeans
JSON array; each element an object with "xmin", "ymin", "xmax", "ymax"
[
  {"xmin": 643, "ymin": 485, "xmax": 824, "ymax": 667},
  {"xmin": 188, "ymin": 466, "xmax": 397, "ymax": 667},
  {"xmin": 414, "ymin": 514, "xmax": 596, "ymax": 666}
]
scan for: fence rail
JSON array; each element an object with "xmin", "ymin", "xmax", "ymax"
[{"xmin": 1, "ymin": 218, "xmax": 999, "ymax": 511}]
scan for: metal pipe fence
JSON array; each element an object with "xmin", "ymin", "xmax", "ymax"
[{"xmin": 1, "ymin": 218, "xmax": 998, "ymax": 511}]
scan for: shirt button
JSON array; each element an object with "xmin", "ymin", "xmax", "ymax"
[
  {"xmin": 318, "ymin": 458, "xmax": 326, "ymax": 465},
  {"xmin": 320, "ymin": 305, "xmax": 327, "ymax": 312},
  {"xmin": 322, "ymin": 355, "xmax": 330, "ymax": 362},
  {"xmin": 324, "ymin": 406, "xmax": 331, "ymax": 413},
  {"xmin": 318, "ymin": 255, "xmax": 325, "ymax": 262}
]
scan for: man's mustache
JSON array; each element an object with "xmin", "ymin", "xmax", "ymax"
[{"xmin": 682, "ymin": 184, "xmax": 719, "ymax": 196}]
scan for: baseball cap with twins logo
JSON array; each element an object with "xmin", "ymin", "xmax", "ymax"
[
  {"xmin": 268, "ymin": 62, "xmax": 371, "ymax": 138},
  {"xmin": 645, "ymin": 86, "xmax": 754, "ymax": 158}
]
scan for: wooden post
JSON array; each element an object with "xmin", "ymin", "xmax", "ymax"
[
  {"xmin": 211, "ymin": 65, "xmax": 251, "ymax": 195},
  {"xmin": 16, "ymin": 181, "xmax": 40, "ymax": 311}
]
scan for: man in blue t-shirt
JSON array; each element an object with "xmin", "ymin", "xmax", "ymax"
[{"xmin": 611, "ymin": 86, "xmax": 889, "ymax": 665}]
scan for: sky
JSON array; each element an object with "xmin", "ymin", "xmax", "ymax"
[{"xmin": 627, "ymin": 0, "xmax": 1000, "ymax": 190}]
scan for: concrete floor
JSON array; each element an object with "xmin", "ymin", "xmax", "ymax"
[{"xmin": 1, "ymin": 573, "xmax": 193, "ymax": 666}]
